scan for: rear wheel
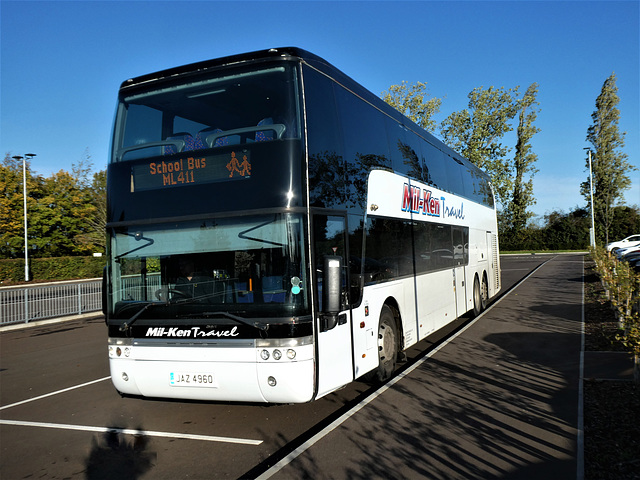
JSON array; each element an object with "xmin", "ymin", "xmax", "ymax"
[
  {"xmin": 472, "ymin": 274, "xmax": 489, "ymax": 317},
  {"xmin": 481, "ymin": 274, "xmax": 489, "ymax": 311},
  {"xmin": 472, "ymin": 276, "xmax": 482, "ymax": 317},
  {"xmin": 366, "ymin": 305, "xmax": 398, "ymax": 383}
]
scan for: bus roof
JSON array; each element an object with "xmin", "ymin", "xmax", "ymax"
[
  {"xmin": 119, "ymin": 47, "xmax": 491, "ymax": 185},
  {"xmin": 118, "ymin": 47, "xmax": 320, "ymax": 91}
]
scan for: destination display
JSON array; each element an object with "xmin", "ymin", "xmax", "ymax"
[{"xmin": 131, "ymin": 150, "xmax": 251, "ymax": 192}]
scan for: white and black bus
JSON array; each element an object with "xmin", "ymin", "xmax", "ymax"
[{"xmin": 104, "ymin": 47, "xmax": 500, "ymax": 403}]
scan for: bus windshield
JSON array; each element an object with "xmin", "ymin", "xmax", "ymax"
[
  {"xmin": 112, "ymin": 62, "xmax": 300, "ymax": 164},
  {"xmin": 108, "ymin": 213, "xmax": 310, "ymax": 321}
]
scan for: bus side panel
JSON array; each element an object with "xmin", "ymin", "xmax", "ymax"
[
  {"xmin": 352, "ymin": 280, "xmax": 413, "ymax": 379},
  {"xmin": 315, "ymin": 307, "xmax": 354, "ymax": 399},
  {"xmin": 416, "ymin": 269, "xmax": 457, "ymax": 340}
]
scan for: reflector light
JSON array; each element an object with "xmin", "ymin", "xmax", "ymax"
[
  {"xmin": 267, "ymin": 376, "xmax": 277, "ymax": 387},
  {"xmin": 122, "ymin": 372, "xmax": 129, "ymax": 381}
]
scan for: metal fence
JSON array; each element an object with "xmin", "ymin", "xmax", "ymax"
[{"xmin": 0, "ymin": 279, "xmax": 102, "ymax": 326}]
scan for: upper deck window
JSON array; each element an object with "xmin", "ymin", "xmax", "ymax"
[{"xmin": 112, "ymin": 63, "xmax": 301, "ymax": 164}]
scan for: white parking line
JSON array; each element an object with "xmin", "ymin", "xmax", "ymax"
[
  {"xmin": 0, "ymin": 419, "xmax": 263, "ymax": 445},
  {"xmin": 0, "ymin": 376, "xmax": 112, "ymax": 411},
  {"xmin": 0, "ymin": 376, "xmax": 264, "ymax": 446},
  {"xmin": 577, "ymin": 256, "xmax": 585, "ymax": 480}
]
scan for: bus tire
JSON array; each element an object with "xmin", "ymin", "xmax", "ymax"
[
  {"xmin": 472, "ymin": 275, "xmax": 483, "ymax": 317},
  {"xmin": 366, "ymin": 305, "xmax": 398, "ymax": 383},
  {"xmin": 481, "ymin": 273, "xmax": 489, "ymax": 311}
]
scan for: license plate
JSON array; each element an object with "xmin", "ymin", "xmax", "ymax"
[{"xmin": 169, "ymin": 372, "xmax": 216, "ymax": 387}]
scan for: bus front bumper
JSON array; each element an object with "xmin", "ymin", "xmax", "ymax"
[{"xmin": 108, "ymin": 341, "xmax": 315, "ymax": 403}]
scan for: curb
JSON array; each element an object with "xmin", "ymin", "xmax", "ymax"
[{"xmin": 0, "ymin": 312, "xmax": 104, "ymax": 333}]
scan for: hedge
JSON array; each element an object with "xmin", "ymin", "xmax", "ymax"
[{"xmin": 0, "ymin": 256, "xmax": 106, "ymax": 284}]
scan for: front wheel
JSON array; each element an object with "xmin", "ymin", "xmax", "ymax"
[{"xmin": 365, "ymin": 305, "xmax": 398, "ymax": 383}]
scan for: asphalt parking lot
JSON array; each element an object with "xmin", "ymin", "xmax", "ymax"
[{"xmin": 1, "ymin": 254, "xmax": 589, "ymax": 479}]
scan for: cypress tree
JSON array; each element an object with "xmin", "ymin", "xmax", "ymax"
[{"xmin": 582, "ymin": 73, "xmax": 635, "ymax": 245}]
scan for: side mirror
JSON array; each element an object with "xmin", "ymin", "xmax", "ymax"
[
  {"xmin": 101, "ymin": 266, "xmax": 109, "ymax": 318},
  {"xmin": 321, "ymin": 255, "xmax": 342, "ymax": 331}
]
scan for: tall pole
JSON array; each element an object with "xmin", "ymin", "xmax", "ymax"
[
  {"xmin": 13, "ymin": 153, "xmax": 36, "ymax": 281},
  {"xmin": 585, "ymin": 148, "xmax": 596, "ymax": 248},
  {"xmin": 23, "ymin": 156, "xmax": 28, "ymax": 281}
]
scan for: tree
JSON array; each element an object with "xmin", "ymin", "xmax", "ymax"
[
  {"xmin": 502, "ymin": 83, "xmax": 541, "ymax": 235},
  {"xmin": 582, "ymin": 73, "xmax": 635, "ymax": 245},
  {"xmin": 75, "ymin": 170, "xmax": 106, "ymax": 252},
  {"xmin": 29, "ymin": 170, "xmax": 96, "ymax": 257},
  {"xmin": 541, "ymin": 208, "xmax": 590, "ymax": 250},
  {"xmin": 440, "ymin": 86, "xmax": 520, "ymax": 207},
  {"xmin": 0, "ymin": 154, "xmax": 24, "ymax": 257},
  {"xmin": 609, "ymin": 206, "xmax": 640, "ymax": 242},
  {"xmin": 0, "ymin": 154, "xmax": 47, "ymax": 259},
  {"xmin": 382, "ymin": 81, "xmax": 442, "ymax": 133},
  {"xmin": 1, "ymin": 151, "xmax": 106, "ymax": 259}
]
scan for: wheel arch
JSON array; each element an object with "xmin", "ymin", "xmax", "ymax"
[{"xmin": 382, "ymin": 296, "xmax": 404, "ymax": 351}]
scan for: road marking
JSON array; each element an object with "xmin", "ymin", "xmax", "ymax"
[
  {"xmin": 577, "ymin": 256, "xmax": 585, "ymax": 480},
  {"xmin": 0, "ymin": 419, "xmax": 263, "ymax": 445},
  {"xmin": 0, "ymin": 376, "xmax": 112, "ymax": 411}
]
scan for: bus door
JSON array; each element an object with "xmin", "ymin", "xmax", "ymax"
[{"xmin": 312, "ymin": 213, "xmax": 354, "ymax": 398}]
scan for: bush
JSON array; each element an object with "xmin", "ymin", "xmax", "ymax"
[
  {"xmin": 591, "ymin": 246, "xmax": 640, "ymax": 381},
  {"xmin": 0, "ymin": 256, "xmax": 105, "ymax": 284}
]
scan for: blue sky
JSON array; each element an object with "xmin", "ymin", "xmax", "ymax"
[{"xmin": 2, "ymin": 0, "xmax": 638, "ymax": 219}]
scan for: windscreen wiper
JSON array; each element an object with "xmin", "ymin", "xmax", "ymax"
[
  {"xmin": 238, "ymin": 216, "xmax": 285, "ymax": 247},
  {"xmin": 119, "ymin": 301, "xmax": 159, "ymax": 334},
  {"xmin": 186, "ymin": 311, "xmax": 269, "ymax": 332},
  {"xmin": 114, "ymin": 231, "xmax": 155, "ymax": 260}
]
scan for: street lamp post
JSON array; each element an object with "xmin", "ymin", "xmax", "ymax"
[
  {"xmin": 584, "ymin": 148, "xmax": 596, "ymax": 248},
  {"xmin": 12, "ymin": 153, "xmax": 36, "ymax": 281}
]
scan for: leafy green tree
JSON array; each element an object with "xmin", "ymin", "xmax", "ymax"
[
  {"xmin": 0, "ymin": 154, "xmax": 47, "ymax": 259},
  {"xmin": 382, "ymin": 81, "xmax": 442, "ymax": 132},
  {"xmin": 440, "ymin": 86, "xmax": 520, "ymax": 207},
  {"xmin": 582, "ymin": 73, "xmax": 636, "ymax": 245},
  {"xmin": 502, "ymin": 83, "xmax": 541, "ymax": 236},
  {"xmin": 606, "ymin": 205, "xmax": 640, "ymax": 244},
  {"xmin": 75, "ymin": 169, "xmax": 106, "ymax": 252},
  {"xmin": 29, "ymin": 170, "xmax": 96, "ymax": 257},
  {"xmin": 542, "ymin": 209, "xmax": 590, "ymax": 250},
  {"xmin": 0, "ymin": 154, "xmax": 25, "ymax": 258},
  {"xmin": 2, "ymin": 151, "xmax": 107, "ymax": 259}
]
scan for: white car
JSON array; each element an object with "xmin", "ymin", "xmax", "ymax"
[{"xmin": 606, "ymin": 234, "xmax": 640, "ymax": 251}]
